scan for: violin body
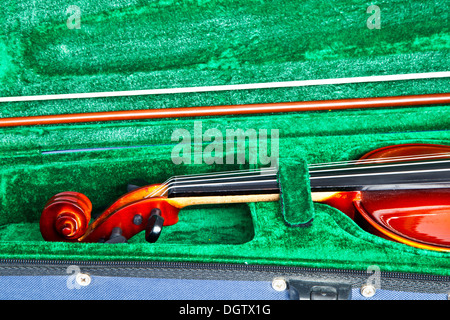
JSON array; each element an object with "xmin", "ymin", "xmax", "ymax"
[
  {"xmin": 315, "ymin": 144, "xmax": 450, "ymax": 252},
  {"xmin": 40, "ymin": 143, "xmax": 450, "ymax": 252}
]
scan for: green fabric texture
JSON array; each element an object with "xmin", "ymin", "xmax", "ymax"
[
  {"xmin": 0, "ymin": 0, "xmax": 449, "ymax": 277},
  {"xmin": 278, "ymin": 157, "xmax": 314, "ymax": 226}
]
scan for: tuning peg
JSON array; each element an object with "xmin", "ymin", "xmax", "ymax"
[
  {"xmin": 145, "ymin": 208, "xmax": 164, "ymax": 243},
  {"xmin": 105, "ymin": 227, "xmax": 128, "ymax": 243},
  {"xmin": 127, "ymin": 179, "xmax": 150, "ymax": 192}
]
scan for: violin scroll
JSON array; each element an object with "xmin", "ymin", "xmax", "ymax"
[
  {"xmin": 39, "ymin": 184, "xmax": 181, "ymax": 244},
  {"xmin": 40, "ymin": 191, "xmax": 92, "ymax": 242}
]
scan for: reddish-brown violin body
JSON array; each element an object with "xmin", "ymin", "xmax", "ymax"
[
  {"xmin": 40, "ymin": 143, "xmax": 450, "ymax": 252},
  {"xmin": 316, "ymin": 144, "xmax": 450, "ymax": 252}
]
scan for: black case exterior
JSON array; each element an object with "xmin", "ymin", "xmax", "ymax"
[{"xmin": 1, "ymin": 259, "xmax": 449, "ymax": 300}]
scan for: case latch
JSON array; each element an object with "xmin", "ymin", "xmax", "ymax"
[{"xmin": 288, "ymin": 280, "xmax": 352, "ymax": 300}]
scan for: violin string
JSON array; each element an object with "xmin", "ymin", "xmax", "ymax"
[
  {"xmin": 143, "ymin": 152, "xmax": 450, "ymax": 198},
  {"xmin": 159, "ymin": 162, "xmax": 450, "ymax": 196},
  {"xmin": 146, "ymin": 176, "xmax": 278, "ymax": 198},
  {"xmin": 149, "ymin": 171, "xmax": 279, "ymax": 198},
  {"xmin": 162, "ymin": 152, "xmax": 449, "ymax": 182},
  {"xmin": 308, "ymin": 158, "xmax": 450, "ymax": 174},
  {"xmin": 168, "ymin": 171, "xmax": 277, "ymax": 186},
  {"xmin": 156, "ymin": 167, "xmax": 276, "ymax": 189},
  {"xmin": 172, "ymin": 167, "xmax": 276, "ymax": 181},
  {"xmin": 154, "ymin": 164, "xmax": 450, "ymax": 198},
  {"xmin": 144, "ymin": 167, "xmax": 277, "ymax": 198},
  {"xmin": 309, "ymin": 167, "xmax": 450, "ymax": 180},
  {"xmin": 146, "ymin": 155, "xmax": 450, "ymax": 197},
  {"xmin": 159, "ymin": 179, "xmax": 279, "ymax": 198},
  {"xmin": 157, "ymin": 161, "xmax": 450, "ymax": 195},
  {"xmin": 308, "ymin": 152, "xmax": 450, "ymax": 168}
]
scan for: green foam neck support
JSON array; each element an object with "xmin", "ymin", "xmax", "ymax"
[{"xmin": 278, "ymin": 157, "xmax": 314, "ymax": 227}]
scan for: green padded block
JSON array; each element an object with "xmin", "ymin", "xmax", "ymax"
[{"xmin": 278, "ymin": 157, "xmax": 314, "ymax": 227}]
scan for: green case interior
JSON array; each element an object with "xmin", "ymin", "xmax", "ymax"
[{"xmin": 1, "ymin": 0, "xmax": 449, "ymax": 276}]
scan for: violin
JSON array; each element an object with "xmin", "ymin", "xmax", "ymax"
[{"xmin": 39, "ymin": 143, "xmax": 450, "ymax": 252}]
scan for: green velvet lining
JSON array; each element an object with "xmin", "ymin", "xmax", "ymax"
[
  {"xmin": 1, "ymin": 128, "xmax": 450, "ymax": 277},
  {"xmin": 0, "ymin": 0, "xmax": 449, "ymax": 277},
  {"xmin": 0, "ymin": 204, "xmax": 255, "ymax": 245},
  {"xmin": 278, "ymin": 157, "xmax": 314, "ymax": 226}
]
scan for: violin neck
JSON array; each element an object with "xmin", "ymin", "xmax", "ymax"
[
  {"xmin": 166, "ymin": 168, "xmax": 279, "ymax": 198},
  {"xmin": 166, "ymin": 158, "xmax": 450, "ymax": 203},
  {"xmin": 309, "ymin": 158, "xmax": 450, "ymax": 191}
]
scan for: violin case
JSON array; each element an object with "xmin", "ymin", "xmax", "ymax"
[{"xmin": 0, "ymin": 0, "xmax": 449, "ymax": 303}]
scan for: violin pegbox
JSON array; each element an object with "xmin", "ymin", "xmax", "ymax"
[{"xmin": 145, "ymin": 208, "xmax": 164, "ymax": 243}]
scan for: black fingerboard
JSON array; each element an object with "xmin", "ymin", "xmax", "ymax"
[
  {"xmin": 309, "ymin": 158, "xmax": 450, "ymax": 191},
  {"xmin": 167, "ymin": 168, "xmax": 279, "ymax": 198}
]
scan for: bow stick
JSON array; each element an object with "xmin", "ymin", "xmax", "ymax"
[{"xmin": 0, "ymin": 93, "xmax": 449, "ymax": 127}]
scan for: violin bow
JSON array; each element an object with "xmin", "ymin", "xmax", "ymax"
[
  {"xmin": 0, "ymin": 93, "xmax": 449, "ymax": 127},
  {"xmin": 1, "ymin": 71, "xmax": 449, "ymax": 127}
]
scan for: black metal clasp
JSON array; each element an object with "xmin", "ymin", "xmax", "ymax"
[{"xmin": 288, "ymin": 280, "xmax": 352, "ymax": 300}]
